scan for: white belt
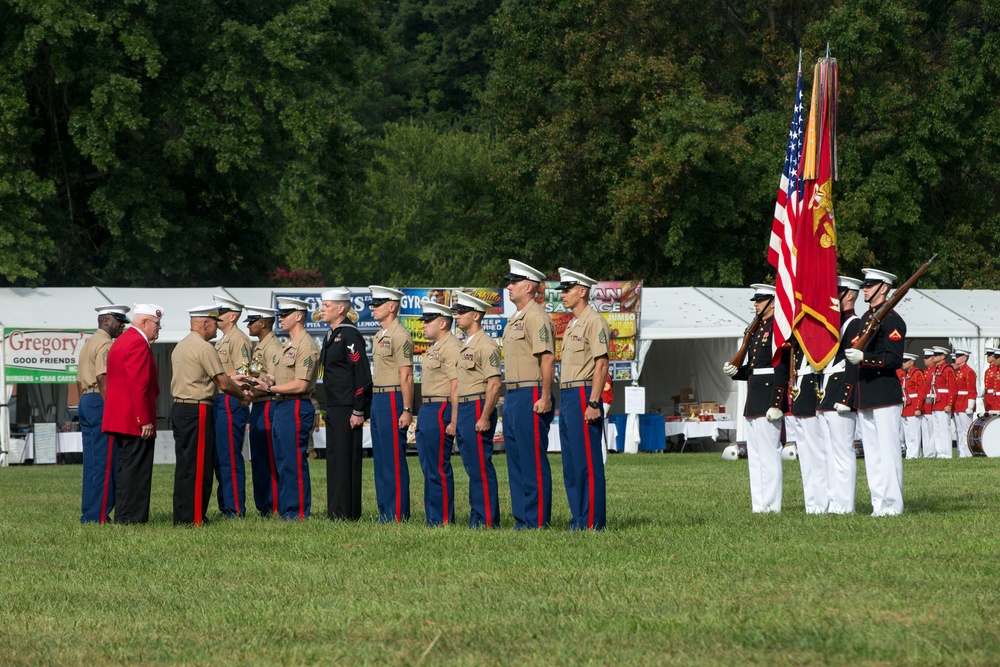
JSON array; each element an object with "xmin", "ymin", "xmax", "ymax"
[
  {"xmin": 907, "ymin": 393, "xmax": 918, "ymax": 398},
  {"xmin": 957, "ymin": 391, "xmax": 969, "ymax": 395},
  {"xmin": 752, "ymin": 367, "xmax": 774, "ymax": 375},
  {"xmin": 825, "ymin": 360, "xmax": 847, "ymax": 375},
  {"xmin": 938, "ymin": 388, "xmax": 950, "ymax": 393},
  {"xmin": 988, "ymin": 390, "xmax": 996, "ymax": 394}
]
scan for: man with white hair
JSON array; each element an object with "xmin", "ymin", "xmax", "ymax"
[
  {"xmin": 816, "ymin": 276, "xmax": 863, "ymax": 513},
  {"xmin": 723, "ymin": 284, "xmax": 789, "ymax": 513},
  {"xmin": 77, "ymin": 304, "xmax": 129, "ymax": 523},
  {"xmin": 952, "ymin": 349, "xmax": 977, "ymax": 457},
  {"xmin": 926, "ymin": 345, "xmax": 956, "ymax": 458},
  {"xmin": 104, "ymin": 304, "xmax": 162, "ymax": 525},
  {"xmin": 319, "ymin": 287, "xmax": 372, "ymax": 521},
  {"xmin": 844, "ymin": 268, "xmax": 906, "ymax": 516}
]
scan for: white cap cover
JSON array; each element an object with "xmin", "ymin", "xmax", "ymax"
[
  {"xmin": 212, "ymin": 294, "xmax": 244, "ymax": 311},
  {"xmin": 134, "ymin": 304, "xmax": 164, "ymax": 317},
  {"xmin": 862, "ymin": 268, "xmax": 898, "ymax": 286},
  {"xmin": 837, "ymin": 276, "xmax": 863, "ymax": 291},
  {"xmin": 275, "ymin": 297, "xmax": 310, "ymax": 312},
  {"xmin": 506, "ymin": 259, "xmax": 546, "ymax": 283},
  {"xmin": 557, "ymin": 268, "xmax": 598, "ymax": 290},
  {"xmin": 187, "ymin": 305, "xmax": 221, "ymax": 319},
  {"xmin": 321, "ymin": 287, "xmax": 352, "ymax": 302},
  {"xmin": 452, "ymin": 291, "xmax": 493, "ymax": 313}
]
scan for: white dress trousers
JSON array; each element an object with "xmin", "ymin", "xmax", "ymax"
[
  {"xmin": 859, "ymin": 404, "xmax": 904, "ymax": 516},
  {"xmin": 902, "ymin": 416, "xmax": 923, "ymax": 459},
  {"xmin": 954, "ymin": 411, "xmax": 973, "ymax": 458},
  {"xmin": 931, "ymin": 410, "xmax": 953, "ymax": 459},
  {"xmin": 793, "ymin": 415, "xmax": 829, "ymax": 514},
  {"xmin": 818, "ymin": 410, "xmax": 857, "ymax": 514},
  {"xmin": 746, "ymin": 416, "xmax": 783, "ymax": 513}
]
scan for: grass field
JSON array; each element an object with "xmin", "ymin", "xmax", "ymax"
[{"xmin": 2, "ymin": 452, "xmax": 999, "ymax": 666}]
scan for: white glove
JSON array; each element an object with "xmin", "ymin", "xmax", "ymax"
[
  {"xmin": 844, "ymin": 348, "xmax": 863, "ymax": 365},
  {"xmin": 834, "ymin": 402, "xmax": 851, "ymax": 414},
  {"xmin": 722, "ymin": 362, "xmax": 738, "ymax": 377},
  {"xmin": 967, "ymin": 405, "xmax": 975, "ymax": 415},
  {"xmin": 765, "ymin": 407, "xmax": 783, "ymax": 422}
]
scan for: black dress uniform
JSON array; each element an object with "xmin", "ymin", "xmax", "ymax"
[
  {"xmin": 818, "ymin": 311, "xmax": 862, "ymax": 412},
  {"xmin": 321, "ymin": 321, "xmax": 373, "ymax": 520},
  {"xmin": 855, "ymin": 309, "xmax": 905, "ymax": 410},
  {"xmin": 731, "ymin": 315, "xmax": 790, "ymax": 512}
]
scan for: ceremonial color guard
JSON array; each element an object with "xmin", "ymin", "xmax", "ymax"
[
  {"xmin": 319, "ymin": 287, "xmax": 373, "ymax": 521},
  {"xmin": 369, "ymin": 285, "xmax": 414, "ymax": 523},
  {"xmin": 258, "ymin": 297, "xmax": 321, "ymax": 520},
  {"xmin": 414, "ymin": 299, "xmax": 460, "ymax": 526},
  {"xmin": 816, "ymin": 276, "xmax": 862, "ymax": 514},
  {"xmin": 77, "ymin": 304, "xmax": 129, "ymax": 523},
  {"xmin": 170, "ymin": 305, "xmax": 248, "ymax": 526},
  {"xmin": 723, "ymin": 284, "xmax": 789, "ymax": 513},
  {"xmin": 899, "ymin": 352, "xmax": 926, "ymax": 459},
  {"xmin": 501, "ymin": 259, "xmax": 556, "ymax": 529},
  {"xmin": 211, "ymin": 294, "xmax": 253, "ymax": 517},
  {"xmin": 844, "ymin": 268, "xmax": 906, "ymax": 516},
  {"xmin": 244, "ymin": 306, "xmax": 282, "ymax": 516},
  {"xmin": 558, "ymin": 268, "xmax": 612, "ymax": 529},
  {"xmin": 926, "ymin": 345, "xmax": 956, "ymax": 458},
  {"xmin": 952, "ymin": 348, "xmax": 977, "ymax": 458},
  {"xmin": 453, "ymin": 291, "xmax": 503, "ymax": 528}
]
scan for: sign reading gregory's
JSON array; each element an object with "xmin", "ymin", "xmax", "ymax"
[{"xmin": 3, "ymin": 329, "xmax": 92, "ymax": 383}]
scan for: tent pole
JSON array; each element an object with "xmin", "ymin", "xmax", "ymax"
[{"xmin": 1, "ymin": 327, "xmax": 8, "ymax": 467}]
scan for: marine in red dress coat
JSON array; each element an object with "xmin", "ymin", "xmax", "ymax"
[{"xmin": 104, "ymin": 306, "xmax": 162, "ymax": 524}]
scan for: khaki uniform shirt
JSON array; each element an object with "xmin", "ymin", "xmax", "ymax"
[
  {"xmin": 458, "ymin": 332, "xmax": 501, "ymax": 396},
  {"xmin": 252, "ymin": 331, "xmax": 283, "ymax": 375},
  {"xmin": 372, "ymin": 319, "xmax": 413, "ymax": 387},
  {"xmin": 560, "ymin": 307, "xmax": 611, "ymax": 383},
  {"xmin": 77, "ymin": 329, "xmax": 113, "ymax": 393},
  {"xmin": 171, "ymin": 332, "xmax": 226, "ymax": 401},
  {"xmin": 502, "ymin": 300, "xmax": 555, "ymax": 383},
  {"xmin": 273, "ymin": 330, "xmax": 320, "ymax": 394},
  {"xmin": 421, "ymin": 333, "xmax": 460, "ymax": 399},
  {"xmin": 215, "ymin": 326, "xmax": 253, "ymax": 374}
]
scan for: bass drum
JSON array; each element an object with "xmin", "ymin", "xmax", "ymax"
[{"xmin": 967, "ymin": 415, "xmax": 1000, "ymax": 457}]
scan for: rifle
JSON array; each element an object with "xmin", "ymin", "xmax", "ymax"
[
  {"xmin": 728, "ymin": 301, "xmax": 769, "ymax": 367},
  {"xmin": 853, "ymin": 254, "xmax": 937, "ymax": 351}
]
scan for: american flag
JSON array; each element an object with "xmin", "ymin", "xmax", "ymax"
[{"xmin": 768, "ymin": 65, "xmax": 805, "ymax": 361}]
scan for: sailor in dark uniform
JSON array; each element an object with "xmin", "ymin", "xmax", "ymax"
[
  {"xmin": 815, "ymin": 276, "xmax": 863, "ymax": 514},
  {"xmin": 844, "ymin": 268, "xmax": 906, "ymax": 516},
  {"xmin": 723, "ymin": 284, "xmax": 790, "ymax": 513}
]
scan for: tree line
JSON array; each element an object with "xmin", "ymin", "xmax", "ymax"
[{"xmin": 1, "ymin": 0, "xmax": 997, "ymax": 289}]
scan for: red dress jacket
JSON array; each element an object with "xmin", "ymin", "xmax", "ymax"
[
  {"xmin": 953, "ymin": 365, "xmax": 977, "ymax": 412},
  {"xmin": 103, "ymin": 327, "xmax": 159, "ymax": 437},
  {"xmin": 984, "ymin": 365, "xmax": 999, "ymax": 412},
  {"xmin": 926, "ymin": 362, "xmax": 956, "ymax": 412},
  {"xmin": 899, "ymin": 367, "xmax": 926, "ymax": 417}
]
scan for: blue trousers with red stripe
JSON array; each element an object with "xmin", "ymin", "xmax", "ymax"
[
  {"xmin": 171, "ymin": 402, "xmax": 215, "ymax": 526},
  {"xmin": 456, "ymin": 400, "xmax": 499, "ymax": 528},
  {"xmin": 370, "ymin": 391, "xmax": 411, "ymax": 523},
  {"xmin": 79, "ymin": 392, "xmax": 117, "ymax": 524},
  {"xmin": 504, "ymin": 387, "xmax": 553, "ymax": 529},
  {"xmin": 272, "ymin": 399, "xmax": 313, "ymax": 520},
  {"xmin": 214, "ymin": 394, "xmax": 248, "ymax": 517},
  {"xmin": 415, "ymin": 401, "xmax": 455, "ymax": 526},
  {"xmin": 559, "ymin": 386, "xmax": 606, "ymax": 530},
  {"xmin": 248, "ymin": 399, "xmax": 278, "ymax": 517}
]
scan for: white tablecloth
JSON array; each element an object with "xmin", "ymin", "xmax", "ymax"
[
  {"xmin": 18, "ymin": 431, "xmax": 84, "ymax": 460},
  {"xmin": 664, "ymin": 420, "xmax": 736, "ymax": 441}
]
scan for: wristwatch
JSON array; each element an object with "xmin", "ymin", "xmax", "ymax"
[
  {"xmin": 403, "ymin": 407, "xmax": 413, "ymax": 414},
  {"xmin": 587, "ymin": 400, "xmax": 600, "ymax": 409}
]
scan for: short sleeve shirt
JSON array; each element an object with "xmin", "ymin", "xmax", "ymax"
[
  {"xmin": 215, "ymin": 327, "xmax": 253, "ymax": 374},
  {"xmin": 421, "ymin": 333, "xmax": 460, "ymax": 399},
  {"xmin": 501, "ymin": 300, "xmax": 555, "ymax": 383},
  {"xmin": 170, "ymin": 332, "xmax": 226, "ymax": 401},
  {"xmin": 560, "ymin": 307, "xmax": 611, "ymax": 383},
  {"xmin": 252, "ymin": 331, "xmax": 283, "ymax": 375},
  {"xmin": 273, "ymin": 330, "xmax": 321, "ymax": 393},
  {"xmin": 457, "ymin": 332, "xmax": 501, "ymax": 396},
  {"xmin": 372, "ymin": 319, "xmax": 413, "ymax": 387},
  {"xmin": 77, "ymin": 329, "xmax": 113, "ymax": 392}
]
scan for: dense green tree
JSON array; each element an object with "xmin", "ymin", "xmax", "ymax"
[{"xmin": 0, "ymin": 0, "xmax": 378, "ymax": 286}]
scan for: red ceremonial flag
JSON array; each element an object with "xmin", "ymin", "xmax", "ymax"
[{"xmin": 794, "ymin": 56, "xmax": 841, "ymax": 370}]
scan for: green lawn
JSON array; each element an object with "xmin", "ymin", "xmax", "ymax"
[{"xmin": 1, "ymin": 453, "xmax": 998, "ymax": 665}]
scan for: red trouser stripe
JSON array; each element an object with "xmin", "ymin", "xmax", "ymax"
[
  {"xmin": 475, "ymin": 400, "xmax": 492, "ymax": 527},
  {"xmin": 390, "ymin": 392, "xmax": 402, "ymax": 523},
  {"xmin": 264, "ymin": 403, "xmax": 277, "ymax": 510},
  {"xmin": 295, "ymin": 400, "xmax": 304, "ymax": 521},
  {"xmin": 438, "ymin": 402, "xmax": 449, "ymax": 524},
  {"xmin": 579, "ymin": 390, "xmax": 595, "ymax": 529},
  {"xmin": 195, "ymin": 404, "xmax": 207, "ymax": 526},
  {"xmin": 533, "ymin": 386, "xmax": 544, "ymax": 528},
  {"xmin": 225, "ymin": 397, "xmax": 241, "ymax": 515},
  {"xmin": 99, "ymin": 435, "xmax": 114, "ymax": 524}
]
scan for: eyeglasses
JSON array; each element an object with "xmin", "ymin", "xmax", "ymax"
[{"xmin": 420, "ymin": 315, "xmax": 441, "ymax": 323}]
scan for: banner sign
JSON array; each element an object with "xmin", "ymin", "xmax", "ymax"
[
  {"xmin": 3, "ymin": 329, "xmax": 93, "ymax": 383},
  {"xmin": 543, "ymin": 280, "xmax": 642, "ymax": 365}
]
